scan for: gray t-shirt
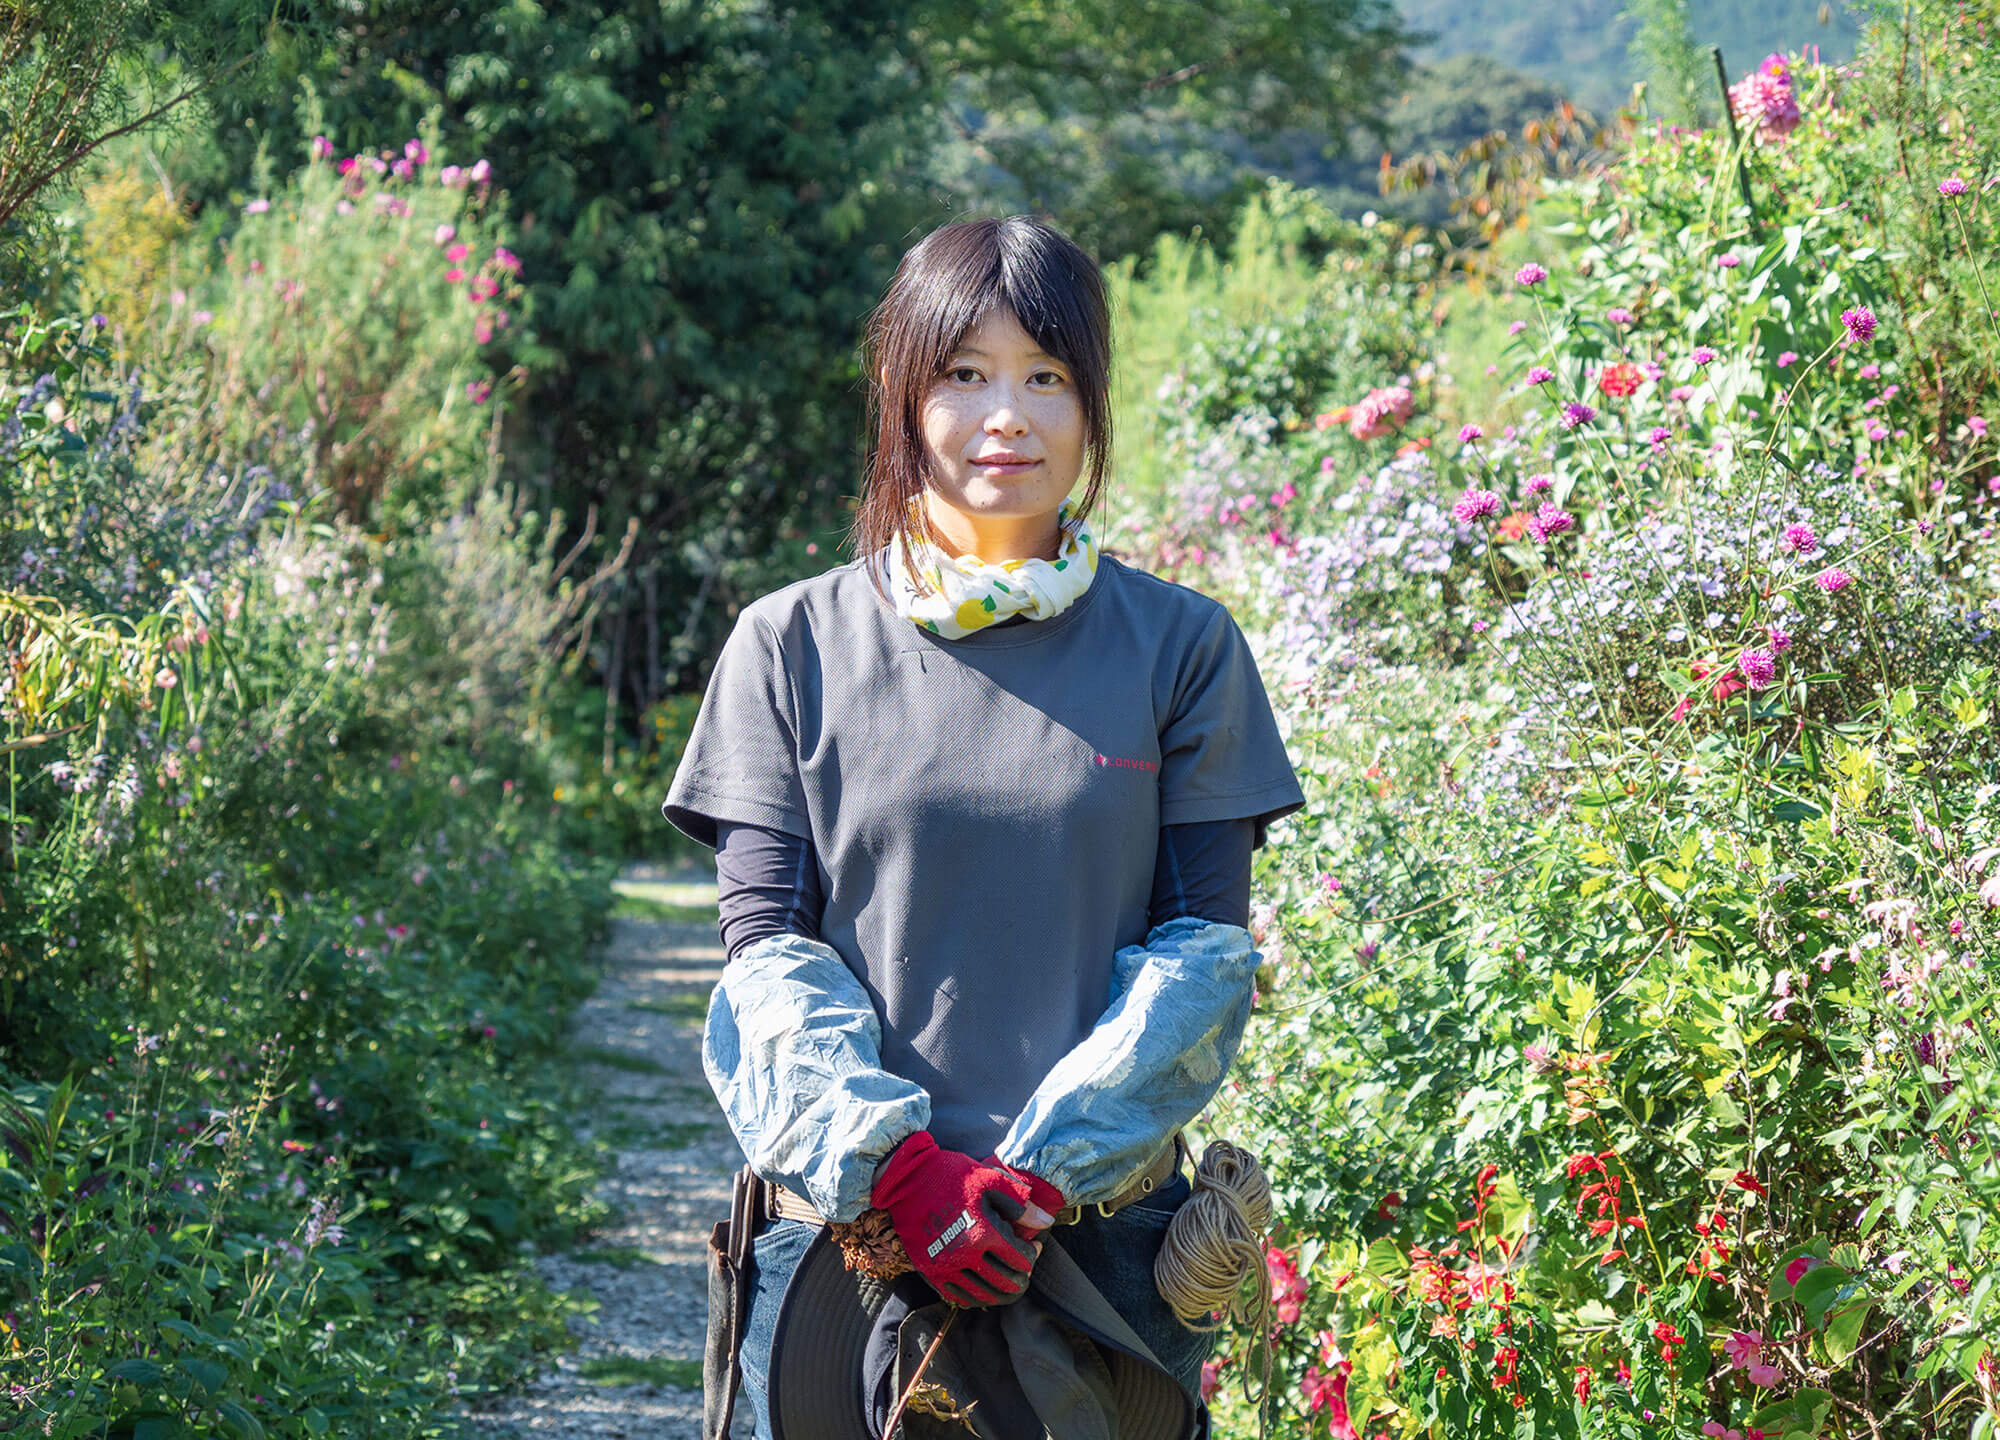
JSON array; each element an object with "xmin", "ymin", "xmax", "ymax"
[{"xmin": 664, "ymin": 550, "xmax": 1306, "ymax": 1157}]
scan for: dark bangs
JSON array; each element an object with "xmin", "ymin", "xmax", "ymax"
[{"xmin": 849, "ymin": 216, "xmax": 1112, "ymax": 594}]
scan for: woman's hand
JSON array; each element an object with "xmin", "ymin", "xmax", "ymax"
[
  {"xmin": 870, "ymin": 1131, "xmax": 1045, "ymax": 1306},
  {"xmin": 983, "ymin": 1153, "xmax": 1064, "ymax": 1239}
]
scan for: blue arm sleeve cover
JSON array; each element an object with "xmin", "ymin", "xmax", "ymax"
[
  {"xmin": 992, "ymin": 915, "xmax": 1260, "ymax": 1207},
  {"xmin": 702, "ymin": 932, "xmax": 931, "ymax": 1221}
]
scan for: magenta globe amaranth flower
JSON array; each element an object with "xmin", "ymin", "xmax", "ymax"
[
  {"xmin": 1647, "ymin": 425, "xmax": 1672, "ymax": 451},
  {"xmin": 1606, "ymin": 307, "xmax": 1635, "ymax": 326},
  {"xmin": 1815, "ymin": 566, "xmax": 1854, "ymax": 593},
  {"xmin": 1515, "ymin": 262, "xmax": 1548, "ymax": 287},
  {"xmin": 1527, "ymin": 365, "xmax": 1555, "ymax": 386},
  {"xmin": 1560, "ymin": 401, "xmax": 1597, "ymax": 430},
  {"xmin": 1737, "ymin": 649, "xmax": 1778, "ymax": 690},
  {"xmin": 1841, "ymin": 307, "xmax": 1878, "ymax": 345},
  {"xmin": 1691, "ymin": 346, "xmax": 1717, "ymax": 365},
  {"xmin": 1452, "ymin": 488, "xmax": 1503, "ymax": 523},
  {"xmin": 1940, "ymin": 176, "xmax": 1969, "ymax": 196},
  {"xmin": 1526, "ymin": 502, "xmax": 1575, "ymax": 542},
  {"xmin": 1782, "ymin": 522, "xmax": 1817, "ymax": 554},
  {"xmin": 1524, "ymin": 473, "xmax": 1554, "ymax": 495},
  {"xmin": 1716, "ymin": 254, "xmax": 1741, "ymax": 269},
  {"xmin": 1458, "ymin": 423, "xmax": 1484, "ymax": 443},
  {"xmin": 1776, "ymin": 350, "xmax": 1798, "ymax": 368}
]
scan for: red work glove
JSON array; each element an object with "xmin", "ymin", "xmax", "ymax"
[
  {"xmin": 983, "ymin": 1155, "xmax": 1064, "ymax": 1237},
  {"xmin": 870, "ymin": 1131, "xmax": 1041, "ymax": 1307}
]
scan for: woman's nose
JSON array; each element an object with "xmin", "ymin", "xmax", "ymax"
[{"xmin": 984, "ymin": 394, "xmax": 1029, "ymax": 435}]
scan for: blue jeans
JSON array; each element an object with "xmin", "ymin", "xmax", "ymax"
[{"xmin": 738, "ymin": 1171, "xmax": 1214, "ymax": 1439}]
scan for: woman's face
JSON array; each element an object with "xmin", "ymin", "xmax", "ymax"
[{"xmin": 917, "ymin": 306, "xmax": 1086, "ymax": 562}]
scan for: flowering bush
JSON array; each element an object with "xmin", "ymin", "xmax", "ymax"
[
  {"xmin": 1110, "ymin": 10, "xmax": 2000, "ymax": 1437},
  {"xmin": 2, "ymin": 242, "xmax": 614, "ymax": 1433}
]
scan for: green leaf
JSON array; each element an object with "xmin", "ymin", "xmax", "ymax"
[
  {"xmin": 181, "ymin": 1356, "xmax": 227, "ymax": 1395},
  {"xmin": 217, "ymin": 1398, "xmax": 266, "ymax": 1440},
  {"xmin": 1793, "ymin": 1262, "xmax": 1852, "ymax": 1326},
  {"xmin": 1820, "ymin": 1302, "xmax": 1872, "ymax": 1365},
  {"xmin": 108, "ymin": 1358, "xmax": 167, "ymax": 1385}
]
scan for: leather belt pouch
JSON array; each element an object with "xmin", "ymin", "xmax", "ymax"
[{"xmin": 704, "ymin": 1163, "xmax": 766, "ymax": 1440}]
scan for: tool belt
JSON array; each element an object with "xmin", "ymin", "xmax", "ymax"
[{"xmin": 703, "ymin": 1135, "xmax": 1183, "ymax": 1439}]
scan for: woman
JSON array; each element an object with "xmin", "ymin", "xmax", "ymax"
[{"xmin": 664, "ymin": 215, "xmax": 1304, "ymax": 1437}]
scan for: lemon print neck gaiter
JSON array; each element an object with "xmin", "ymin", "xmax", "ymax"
[{"xmin": 881, "ymin": 497, "xmax": 1099, "ymax": 639}]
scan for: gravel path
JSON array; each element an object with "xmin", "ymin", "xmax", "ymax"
[{"xmin": 466, "ymin": 859, "xmax": 755, "ymax": 1440}]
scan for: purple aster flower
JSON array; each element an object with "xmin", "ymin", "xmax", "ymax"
[
  {"xmin": 1515, "ymin": 262, "xmax": 1548, "ymax": 287},
  {"xmin": 1458, "ymin": 423, "xmax": 1484, "ymax": 443},
  {"xmin": 1452, "ymin": 488, "xmax": 1503, "ymax": 523},
  {"xmin": 1737, "ymin": 648, "xmax": 1777, "ymax": 689},
  {"xmin": 1527, "ymin": 365, "xmax": 1555, "ymax": 385},
  {"xmin": 1526, "ymin": 502, "xmax": 1575, "ymax": 542},
  {"xmin": 1815, "ymin": 566, "xmax": 1854, "ymax": 593},
  {"xmin": 1776, "ymin": 350, "xmax": 1798, "ymax": 368},
  {"xmin": 1781, "ymin": 521, "xmax": 1817, "ymax": 553},
  {"xmin": 1607, "ymin": 307, "xmax": 1635, "ymax": 325},
  {"xmin": 1841, "ymin": 306, "xmax": 1878, "ymax": 345},
  {"xmin": 1691, "ymin": 346, "xmax": 1717, "ymax": 365},
  {"xmin": 1560, "ymin": 401, "xmax": 1597, "ymax": 430},
  {"xmin": 1940, "ymin": 176, "xmax": 1968, "ymax": 196}
]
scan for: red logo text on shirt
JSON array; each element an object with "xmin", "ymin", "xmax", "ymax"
[{"xmin": 1093, "ymin": 753, "xmax": 1160, "ymax": 773}]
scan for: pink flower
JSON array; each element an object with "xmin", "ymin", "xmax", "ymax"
[
  {"xmin": 1768, "ymin": 625, "xmax": 1792, "ymax": 651},
  {"xmin": 155, "ymin": 667, "xmax": 178, "ymax": 689},
  {"xmin": 1784, "ymin": 1255, "xmax": 1817, "ymax": 1286},
  {"xmin": 446, "ymin": 242, "xmax": 471, "ymax": 262},
  {"xmin": 1265, "ymin": 1244, "xmax": 1308, "ymax": 1324},
  {"xmin": 1749, "ymin": 1361, "xmax": 1782, "ymax": 1387},
  {"xmin": 466, "ymin": 379, "xmax": 493, "ymax": 405},
  {"xmin": 1523, "ymin": 1041, "xmax": 1557, "ymax": 1072},
  {"xmin": 1858, "ymin": 362, "xmax": 1880, "ymax": 379},
  {"xmin": 1607, "ymin": 307, "xmax": 1635, "ymax": 325},
  {"xmin": 1560, "ymin": 401, "xmax": 1596, "ymax": 430},
  {"xmin": 243, "ymin": 198, "xmax": 270, "ymax": 214},
  {"xmin": 1524, "ymin": 473, "xmax": 1554, "ymax": 495},
  {"xmin": 1814, "ymin": 567, "xmax": 1853, "ymax": 593},
  {"xmin": 1527, "ymin": 365, "xmax": 1555, "ymax": 385},
  {"xmin": 474, "ymin": 313, "xmax": 496, "ymax": 344},
  {"xmin": 1717, "ymin": 253, "xmax": 1741, "ymax": 268},
  {"xmin": 1647, "ymin": 425, "xmax": 1672, "ymax": 451},
  {"xmin": 337, "ymin": 157, "xmax": 357, "ymax": 176},
  {"xmin": 1347, "ymin": 385, "xmax": 1413, "ymax": 441},
  {"xmin": 1782, "ymin": 521, "xmax": 1817, "ymax": 553},
  {"xmin": 1730, "ymin": 63, "xmax": 1802, "ymax": 142},
  {"xmin": 1776, "ymin": 350, "xmax": 1798, "ymax": 368},
  {"xmin": 392, "ymin": 158, "xmax": 415, "ymax": 179},
  {"xmin": 1866, "ymin": 422, "xmax": 1889, "ymax": 441},
  {"xmin": 1527, "ymin": 502, "xmax": 1575, "ymax": 542},
  {"xmin": 469, "ymin": 158, "xmax": 493, "ymax": 184},
  {"xmin": 1453, "ymin": 488, "xmax": 1503, "ymax": 523},
  {"xmin": 1508, "ymin": 319, "xmax": 1528, "ymax": 335},
  {"xmin": 445, "ymin": 267, "xmax": 465, "ymax": 284},
  {"xmin": 440, "ymin": 165, "xmax": 465, "ymax": 187},
  {"xmin": 1969, "ymin": 416, "xmax": 1988, "ymax": 438},
  {"xmin": 405, "ymin": 138, "xmax": 429, "ymax": 165},
  {"xmin": 1269, "ymin": 481, "xmax": 1297, "ymax": 508},
  {"xmin": 492, "ymin": 246, "xmax": 522, "ymax": 275},
  {"xmin": 469, "ymin": 276, "xmax": 499, "ymax": 302},
  {"xmin": 1738, "ymin": 649, "xmax": 1777, "ymax": 689},
  {"xmin": 1515, "ymin": 262, "xmax": 1548, "ymax": 287},
  {"xmin": 1692, "ymin": 346, "xmax": 1717, "ymax": 365},
  {"xmin": 1841, "ymin": 306, "xmax": 1878, "ymax": 345},
  {"xmin": 311, "ymin": 135, "xmax": 334, "ymax": 161},
  {"xmin": 1940, "ymin": 176, "xmax": 1968, "ymax": 196},
  {"xmin": 1200, "ymin": 1360, "xmax": 1224, "ymax": 1402},
  {"xmin": 1459, "ymin": 423, "xmax": 1484, "ymax": 443},
  {"xmin": 1671, "ymin": 384, "xmax": 1696, "ymax": 402},
  {"xmin": 1724, "ymin": 1330, "xmax": 1765, "ymax": 1370},
  {"xmin": 434, "ymin": 224, "xmax": 457, "ymax": 246}
]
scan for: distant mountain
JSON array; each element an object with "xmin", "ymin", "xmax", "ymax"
[{"xmin": 1397, "ymin": 0, "xmax": 1861, "ymax": 112}]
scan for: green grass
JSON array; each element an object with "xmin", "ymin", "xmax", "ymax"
[
  {"xmin": 611, "ymin": 892, "xmax": 719, "ymax": 924},
  {"xmin": 578, "ymin": 1355, "xmax": 703, "ymax": 1389},
  {"xmin": 597, "ymin": 1118, "xmax": 714, "ymax": 1150},
  {"xmin": 626, "ymin": 992, "xmax": 710, "ymax": 1022},
  {"xmin": 574, "ymin": 1045, "xmax": 668, "ymax": 1075},
  {"xmin": 569, "ymin": 1246, "xmax": 663, "ymax": 1269}
]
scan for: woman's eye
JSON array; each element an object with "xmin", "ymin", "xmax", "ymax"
[
  {"xmin": 945, "ymin": 366, "xmax": 981, "ymax": 383},
  {"xmin": 1033, "ymin": 370, "xmax": 1066, "ymax": 386}
]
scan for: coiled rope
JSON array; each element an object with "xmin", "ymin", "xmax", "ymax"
[{"xmin": 1154, "ymin": 1139, "xmax": 1277, "ymax": 1437}]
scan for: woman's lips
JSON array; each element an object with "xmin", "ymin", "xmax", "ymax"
[{"xmin": 972, "ymin": 457, "xmax": 1039, "ymax": 471}]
